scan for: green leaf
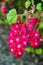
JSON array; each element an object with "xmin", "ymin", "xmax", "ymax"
[
  {"xmin": 31, "ymin": 0, "xmax": 34, "ymax": 5},
  {"xmin": 7, "ymin": 9, "xmax": 17, "ymax": 25},
  {"xmin": 0, "ymin": 10, "xmax": 2, "ymax": 14},
  {"xmin": 38, "ymin": 49, "xmax": 42, "ymax": 54},
  {"xmin": 40, "ymin": 22, "xmax": 43, "ymax": 29},
  {"xmin": 25, "ymin": 0, "xmax": 31, "ymax": 9},
  {"xmin": 25, "ymin": 47, "xmax": 31, "ymax": 52},
  {"xmin": 41, "ymin": 0, "xmax": 43, "ymax": 2},
  {"xmin": 40, "ymin": 20, "xmax": 43, "ymax": 37},
  {"xmin": 6, "ymin": 0, "xmax": 11, "ymax": 2},
  {"xmin": 0, "ymin": 19, "xmax": 3, "ymax": 24},
  {"xmin": 26, "ymin": 47, "xmax": 43, "ymax": 55},
  {"xmin": 35, "ymin": 49, "xmax": 42, "ymax": 55},
  {"xmin": 36, "ymin": 3, "xmax": 42, "ymax": 11},
  {"xmin": 32, "ymin": 12, "xmax": 39, "ymax": 17},
  {"xmin": 31, "ymin": 48, "xmax": 34, "ymax": 53}
]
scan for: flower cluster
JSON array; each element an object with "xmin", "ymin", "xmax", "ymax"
[{"xmin": 8, "ymin": 16, "xmax": 41, "ymax": 58}]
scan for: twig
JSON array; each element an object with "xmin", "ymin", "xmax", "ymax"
[
  {"xmin": 37, "ymin": 18, "xmax": 41, "ymax": 32},
  {"xmin": 17, "ymin": 14, "xmax": 25, "ymax": 16}
]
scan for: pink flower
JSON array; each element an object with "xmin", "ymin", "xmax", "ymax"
[
  {"xmin": 29, "ymin": 17, "xmax": 38, "ymax": 25},
  {"xmin": 1, "ymin": 6, "xmax": 8, "ymax": 14},
  {"xmin": 27, "ymin": 23, "xmax": 34, "ymax": 30},
  {"xmin": 29, "ymin": 30, "xmax": 40, "ymax": 48}
]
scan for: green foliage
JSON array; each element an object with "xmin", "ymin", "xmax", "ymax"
[
  {"xmin": 0, "ymin": 10, "xmax": 2, "ymax": 14},
  {"xmin": 36, "ymin": 3, "xmax": 42, "ymax": 11},
  {"xmin": 25, "ymin": 0, "xmax": 31, "ymax": 9},
  {"xmin": 7, "ymin": 9, "xmax": 17, "ymax": 25},
  {"xmin": 31, "ymin": 0, "xmax": 34, "ymax": 5},
  {"xmin": 26, "ymin": 47, "xmax": 43, "ymax": 55},
  {"xmin": 32, "ymin": 11, "xmax": 40, "ymax": 17},
  {"xmin": 0, "ymin": 19, "xmax": 3, "ymax": 24},
  {"xmin": 36, "ymin": 48, "xmax": 42, "ymax": 55},
  {"xmin": 6, "ymin": 0, "xmax": 11, "ymax": 2},
  {"xmin": 26, "ymin": 47, "xmax": 31, "ymax": 52},
  {"xmin": 40, "ymin": 22, "xmax": 43, "ymax": 29},
  {"xmin": 40, "ymin": 20, "xmax": 43, "ymax": 38},
  {"xmin": 41, "ymin": 0, "xmax": 43, "ymax": 2}
]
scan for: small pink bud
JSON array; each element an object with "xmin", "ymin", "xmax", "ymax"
[{"xmin": 1, "ymin": 6, "xmax": 8, "ymax": 14}]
